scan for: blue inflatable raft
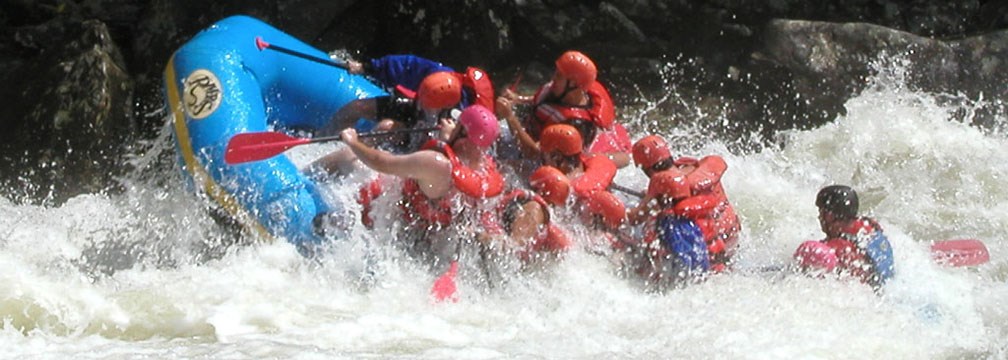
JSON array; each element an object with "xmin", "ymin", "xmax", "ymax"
[{"xmin": 163, "ymin": 15, "xmax": 386, "ymax": 249}]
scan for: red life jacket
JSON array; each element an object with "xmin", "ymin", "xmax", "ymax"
[
  {"xmin": 826, "ymin": 217, "xmax": 883, "ymax": 283},
  {"xmin": 530, "ymin": 155, "xmax": 618, "ymax": 207},
  {"xmin": 673, "ymin": 155, "xmax": 741, "ymax": 264},
  {"xmin": 635, "ymin": 193, "xmax": 731, "ymax": 272},
  {"xmin": 460, "ymin": 67, "xmax": 495, "ymax": 112},
  {"xmin": 587, "ymin": 122, "xmax": 631, "ymax": 155},
  {"xmin": 571, "ymin": 155, "xmax": 618, "ymax": 199},
  {"xmin": 529, "ymin": 81, "xmax": 616, "ymax": 138},
  {"xmin": 822, "ymin": 237, "xmax": 868, "ymax": 282},
  {"xmin": 399, "ymin": 139, "xmax": 504, "ymax": 227},
  {"xmin": 357, "ymin": 175, "xmax": 386, "ymax": 229},
  {"xmin": 397, "ymin": 68, "xmax": 493, "ymax": 113}
]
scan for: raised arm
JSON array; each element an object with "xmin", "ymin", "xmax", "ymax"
[
  {"xmin": 341, "ymin": 128, "xmax": 453, "ymax": 198},
  {"xmin": 496, "ymin": 96, "xmax": 541, "ymax": 157}
]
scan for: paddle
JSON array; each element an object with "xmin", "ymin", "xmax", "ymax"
[
  {"xmin": 431, "ymin": 239, "xmax": 464, "ymax": 303},
  {"xmin": 752, "ymin": 238, "xmax": 991, "ymax": 275},
  {"xmin": 224, "ymin": 126, "xmax": 438, "ymax": 164},
  {"xmin": 610, "ymin": 184, "xmax": 644, "ymax": 198},
  {"xmin": 931, "ymin": 238, "xmax": 989, "ymax": 267},
  {"xmin": 255, "ymin": 36, "xmax": 348, "ymax": 70}
]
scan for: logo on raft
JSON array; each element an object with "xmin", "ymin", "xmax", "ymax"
[{"xmin": 183, "ymin": 69, "xmax": 222, "ymax": 120}]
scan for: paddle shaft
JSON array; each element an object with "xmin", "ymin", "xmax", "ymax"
[
  {"xmin": 225, "ymin": 126, "xmax": 440, "ymax": 164},
  {"xmin": 311, "ymin": 126, "xmax": 438, "ymax": 144},
  {"xmin": 745, "ymin": 239, "xmax": 988, "ymax": 273},
  {"xmin": 610, "ymin": 184, "xmax": 644, "ymax": 198},
  {"xmin": 256, "ymin": 36, "xmax": 347, "ymax": 70}
]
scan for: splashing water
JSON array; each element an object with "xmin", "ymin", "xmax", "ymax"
[{"xmin": 1, "ymin": 60, "xmax": 1007, "ymax": 358}]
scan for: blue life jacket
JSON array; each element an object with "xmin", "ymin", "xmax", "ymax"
[
  {"xmin": 865, "ymin": 229, "xmax": 894, "ymax": 285},
  {"xmin": 656, "ymin": 215, "xmax": 711, "ymax": 275}
]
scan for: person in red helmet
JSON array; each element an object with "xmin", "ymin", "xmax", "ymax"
[
  {"xmin": 579, "ymin": 190, "xmax": 637, "ymax": 258},
  {"xmin": 495, "ymin": 50, "xmax": 631, "ymax": 168},
  {"xmin": 521, "ymin": 124, "xmax": 627, "ymax": 255},
  {"xmin": 478, "ymin": 189, "xmax": 573, "ymax": 265},
  {"xmin": 631, "ymin": 135, "xmax": 673, "ymax": 177},
  {"xmin": 793, "ymin": 185, "xmax": 894, "ymax": 290},
  {"xmin": 528, "ymin": 165, "xmax": 570, "ymax": 206},
  {"xmin": 341, "ymin": 105, "xmax": 504, "ymax": 263},
  {"xmin": 626, "ymin": 135, "xmax": 741, "ymax": 271},
  {"xmin": 615, "ymin": 169, "xmax": 711, "ymax": 290},
  {"xmin": 311, "ymin": 54, "xmax": 496, "ymax": 178},
  {"xmin": 325, "ymin": 54, "xmax": 495, "ymax": 140},
  {"xmin": 526, "ymin": 124, "xmax": 622, "ymax": 209}
]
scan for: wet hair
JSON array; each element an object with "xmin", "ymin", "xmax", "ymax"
[
  {"xmin": 500, "ymin": 199, "xmax": 524, "ymax": 235},
  {"xmin": 816, "ymin": 185, "xmax": 859, "ymax": 220},
  {"xmin": 568, "ymin": 119, "xmax": 597, "ymax": 148},
  {"xmin": 376, "ymin": 95, "xmax": 416, "ymax": 126},
  {"xmin": 553, "ymin": 152, "xmax": 582, "ymax": 171}
]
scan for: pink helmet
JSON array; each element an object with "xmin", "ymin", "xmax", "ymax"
[{"xmin": 459, "ymin": 105, "xmax": 500, "ymax": 148}]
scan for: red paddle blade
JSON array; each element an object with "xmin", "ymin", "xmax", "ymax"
[
  {"xmin": 931, "ymin": 239, "xmax": 990, "ymax": 267},
  {"xmin": 224, "ymin": 131, "xmax": 310, "ymax": 164},
  {"xmin": 431, "ymin": 261, "xmax": 459, "ymax": 303}
]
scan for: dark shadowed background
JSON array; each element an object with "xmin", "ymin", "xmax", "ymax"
[{"xmin": 1, "ymin": 0, "xmax": 1006, "ymax": 203}]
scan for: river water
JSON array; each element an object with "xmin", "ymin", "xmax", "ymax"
[{"xmin": 1, "ymin": 61, "xmax": 1006, "ymax": 359}]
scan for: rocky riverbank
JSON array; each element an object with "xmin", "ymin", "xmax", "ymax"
[{"xmin": 1, "ymin": 0, "xmax": 1005, "ymax": 203}]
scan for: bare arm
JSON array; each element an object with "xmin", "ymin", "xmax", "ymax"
[
  {"xmin": 502, "ymin": 88, "xmax": 534, "ymax": 104},
  {"xmin": 496, "ymin": 96, "xmax": 541, "ymax": 157},
  {"xmin": 341, "ymin": 129, "xmax": 453, "ymax": 198},
  {"xmin": 626, "ymin": 196, "xmax": 658, "ymax": 225}
]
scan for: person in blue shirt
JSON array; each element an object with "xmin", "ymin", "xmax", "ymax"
[
  {"xmin": 323, "ymin": 55, "xmax": 495, "ymax": 141},
  {"xmin": 793, "ymin": 185, "xmax": 894, "ymax": 290},
  {"xmin": 309, "ymin": 55, "xmax": 496, "ymax": 177},
  {"xmin": 324, "ymin": 55, "xmax": 452, "ymax": 134}
]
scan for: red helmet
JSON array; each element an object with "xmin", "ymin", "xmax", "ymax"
[
  {"xmin": 458, "ymin": 105, "xmax": 499, "ymax": 148},
  {"xmin": 555, "ymin": 51, "xmax": 597, "ymax": 88},
  {"xmin": 632, "ymin": 135, "xmax": 672, "ymax": 170},
  {"xmin": 646, "ymin": 169, "xmax": 690, "ymax": 200},
  {"xmin": 417, "ymin": 72, "xmax": 462, "ymax": 110},
  {"xmin": 539, "ymin": 124, "xmax": 583, "ymax": 156},
  {"xmin": 529, "ymin": 166, "xmax": 570, "ymax": 206},
  {"xmin": 584, "ymin": 191, "xmax": 626, "ymax": 229}
]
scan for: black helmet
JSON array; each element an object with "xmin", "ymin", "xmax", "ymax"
[{"xmin": 816, "ymin": 185, "xmax": 858, "ymax": 219}]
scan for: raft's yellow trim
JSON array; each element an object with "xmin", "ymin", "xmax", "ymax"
[{"xmin": 164, "ymin": 55, "xmax": 273, "ymax": 242}]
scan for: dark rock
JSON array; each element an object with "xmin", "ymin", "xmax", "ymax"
[
  {"xmin": 755, "ymin": 20, "xmax": 1008, "ymax": 128},
  {"xmin": 0, "ymin": 19, "xmax": 134, "ymax": 203},
  {"xmin": 319, "ymin": 0, "xmax": 513, "ymax": 70},
  {"xmin": 2, "ymin": 0, "xmax": 1008, "ymax": 204}
]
